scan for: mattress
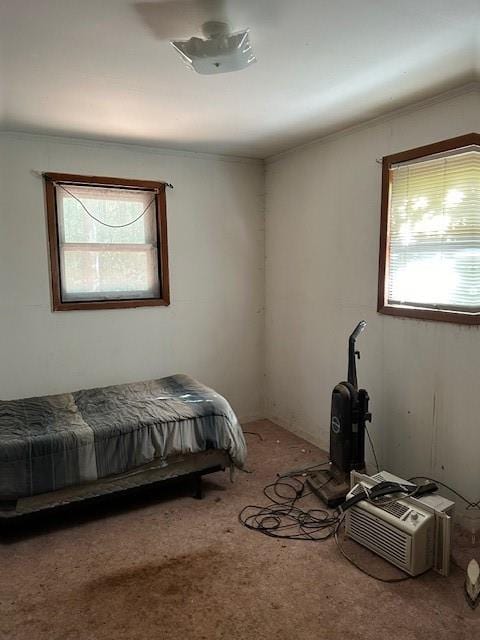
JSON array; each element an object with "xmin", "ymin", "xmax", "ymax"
[{"xmin": 0, "ymin": 374, "xmax": 247, "ymax": 500}]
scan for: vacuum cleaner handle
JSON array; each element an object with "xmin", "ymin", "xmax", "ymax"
[
  {"xmin": 347, "ymin": 321, "xmax": 366, "ymax": 388},
  {"xmin": 349, "ymin": 320, "xmax": 366, "ymax": 343}
]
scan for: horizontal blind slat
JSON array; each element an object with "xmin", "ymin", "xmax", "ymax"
[{"xmin": 387, "ymin": 148, "xmax": 480, "ymax": 310}]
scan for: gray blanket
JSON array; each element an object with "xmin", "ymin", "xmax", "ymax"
[{"xmin": 0, "ymin": 374, "xmax": 246, "ymax": 500}]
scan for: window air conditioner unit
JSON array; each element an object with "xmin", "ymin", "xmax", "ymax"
[{"xmin": 345, "ymin": 470, "xmax": 454, "ymax": 577}]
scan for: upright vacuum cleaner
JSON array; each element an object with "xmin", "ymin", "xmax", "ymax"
[{"xmin": 307, "ymin": 321, "xmax": 372, "ymax": 507}]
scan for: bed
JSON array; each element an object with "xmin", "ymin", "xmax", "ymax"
[{"xmin": 0, "ymin": 374, "xmax": 247, "ymax": 518}]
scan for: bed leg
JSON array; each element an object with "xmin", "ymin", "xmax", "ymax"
[{"xmin": 193, "ymin": 475, "xmax": 203, "ymax": 500}]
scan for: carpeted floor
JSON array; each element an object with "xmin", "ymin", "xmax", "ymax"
[{"xmin": 1, "ymin": 420, "xmax": 477, "ymax": 640}]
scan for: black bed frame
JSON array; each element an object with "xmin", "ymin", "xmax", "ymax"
[{"xmin": 0, "ymin": 463, "xmax": 225, "ymax": 520}]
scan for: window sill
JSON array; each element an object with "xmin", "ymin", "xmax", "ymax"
[
  {"xmin": 377, "ymin": 304, "xmax": 480, "ymax": 325},
  {"xmin": 52, "ymin": 297, "xmax": 170, "ymax": 312}
]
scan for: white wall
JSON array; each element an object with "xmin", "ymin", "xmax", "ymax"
[
  {"xmin": 265, "ymin": 87, "xmax": 480, "ymax": 508},
  {"xmin": 1, "ymin": 87, "xmax": 479, "ymax": 510},
  {"xmin": 0, "ymin": 133, "xmax": 265, "ymax": 421}
]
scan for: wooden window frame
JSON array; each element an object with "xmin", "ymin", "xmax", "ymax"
[
  {"xmin": 377, "ymin": 133, "xmax": 480, "ymax": 325},
  {"xmin": 44, "ymin": 173, "xmax": 170, "ymax": 311}
]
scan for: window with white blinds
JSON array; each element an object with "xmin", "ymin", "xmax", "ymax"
[{"xmin": 379, "ymin": 136, "xmax": 480, "ymax": 323}]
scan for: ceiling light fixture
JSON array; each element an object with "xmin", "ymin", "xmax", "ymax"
[{"xmin": 170, "ymin": 21, "xmax": 256, "ymax": 75}]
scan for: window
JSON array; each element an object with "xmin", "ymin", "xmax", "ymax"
[
  {"xmin": 44, "ymin": 174, "xmax": 169, "ymax": 311},
  {"xmin": 378, "ymin": 133, "xmax": 480, "ymax": 324}
]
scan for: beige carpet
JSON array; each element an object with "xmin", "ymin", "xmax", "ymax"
[{"xmin": 1, "ymin": 420, "xmax": 477, "ymax": 640}]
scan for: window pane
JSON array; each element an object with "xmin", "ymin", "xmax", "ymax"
[
  {"xmin": 61, "ymin": 248, "xmax": 160, "ymax": 301},
  {"xmin": 389, "ymin": 249, "xmax": 478, "ymax": 308},
  {"xmin": 55, "ymin": 183, "xmax": 161, "ymax": 303},
  {"xmin": 57, "ymin": 185, "xmax": 156, "ymax": 245},
  {"xmin": 388, "ymin": 149, "xmax": 480, "ymax": 311}
]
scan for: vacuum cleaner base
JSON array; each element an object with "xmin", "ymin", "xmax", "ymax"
[{"xmin": 307, "ymin": 467, "xmax": 362, "ymax": 508}]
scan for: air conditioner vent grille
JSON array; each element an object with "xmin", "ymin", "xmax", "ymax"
[
  {"xmin": 348, "ymin": 508, "xmax": 410, "ymax": 569},
  {"xmin": 350, "ymin": 485, "xmax": 409, "ymax": 519},
  {"xmin": 372, "ymin": 472, "xmax": 388, "ymax": 482},
  {"xmin": 378, "ymin": 502, "xmax": 409, "ymax": 519}
]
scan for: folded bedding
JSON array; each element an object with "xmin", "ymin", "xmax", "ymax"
[{"xmin": 0, "ymin": 374, "xmax": 246, "ymax": 500}]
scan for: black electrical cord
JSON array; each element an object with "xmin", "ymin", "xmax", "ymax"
[
  {"xmin": 239, "ymin": 471, "xmax": 444, "ymax": 583},
  {"xmin": 239, "ymin": 473, "xmax": 340, "ymax": 541},
  {"xmin": 408, "ymin": 476, "xmax": 480, "ymax": 510},
  {"xmin": 239, "ymin": 473, "xmax": 416, "ymax": 543},
  {"xmin": 365, "ymin": 424, "xmax": 380, "ymax": 474}
]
